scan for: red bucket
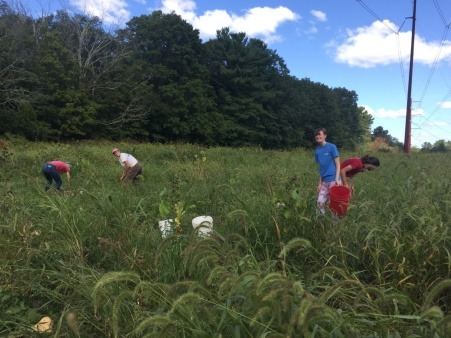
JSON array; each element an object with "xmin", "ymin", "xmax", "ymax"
[{"xmin": 329, "ymin": 186, "xmax": 351, "ymax": 216}]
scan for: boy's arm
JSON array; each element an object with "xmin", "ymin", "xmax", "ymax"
[
  {"xmin": 315, "ymin": 153, "xmax": 322, "ymax": 192},
  {"xmin": 317, "ymin": 175, "xmax": 323, "ymax": 192}
]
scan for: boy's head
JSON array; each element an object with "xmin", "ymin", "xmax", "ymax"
[
  {"xmin": 314, "ymin": 128, "xmax": 327, "ymax": 144},
  {"xmin": 314, "ymin": 128, "xmax": 327, "ymax": 136}
]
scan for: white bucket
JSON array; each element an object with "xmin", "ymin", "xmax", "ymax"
[
  {"xmin": 192, "ymin": 216, "xmax": 213, "ymax": 237},
  {"xmin": 158, "ymin": 219, "xmax": 174, "ymax": 238}
]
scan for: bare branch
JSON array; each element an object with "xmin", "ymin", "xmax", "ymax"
[{"xmin": 100, "ymin": 81, "xmax": 150, "ymax": 126}]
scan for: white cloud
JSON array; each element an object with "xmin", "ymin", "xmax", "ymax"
[
  {"xmin": 160, "ymin": 0, "xmax": 299, "ymax": 42},
  {"xmin": 191, "ymin": 10, "xmax": 233, "ymax": 37},
  {"xmin": 304, "ymin": 25, "xmax": 318, "ymax": 35},
  {"xmin": 368, "ymin": 107, "xmax": 406, "ymax": 118},
  {"xmin": 334, "ymin": 20, "xmax": 451, "ymax": 68},
  {"xmin": 160, "ymin": 0, "xmax": 196, "ymax": 20},
  {"xmin": 440, "ymin": 101, "xmax": 451, "ymax": 109},
  {"xmin": 364, "ymin": 105, "xmax": 424, "ymax": 118},
  {"xmin": 66, "ymin": 0, "xmax": 299, "ymax": 41},
  {"xmin": 311, "ymin": 10, "xmax": 326, "ymax": 22},
  {"xmin": 70, "ymin": 0, "xmax": 131, "ymax": 24}
]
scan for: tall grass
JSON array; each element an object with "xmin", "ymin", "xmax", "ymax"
[{"xmin": 0, "ymin": 138, "xmax": 450, "ymax": 336}]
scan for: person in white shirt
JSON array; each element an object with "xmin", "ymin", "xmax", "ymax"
[{"xmin": 112, "ymin": 148, "xmax": 142, "ymax": 184}]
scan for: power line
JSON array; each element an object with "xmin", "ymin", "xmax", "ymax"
[
  {"xmin": 355, "ymin": 0, "xmax": 399, "ymax": 34},
  {"xmin": 414, "ymin": 25, "xmax": 450, "ymax": 110},
  {"xmin": 396, "ymin": 34, "xmax": 408, "ymax": 96},
  {"xmin": 355, "ymin": 0, "xmax": 451, "ymax": 147},
  {"xmin": 412, "ymin": 119, "xmax": 449, "ymax": 141},
  {"xmin": 355, "ymin": 0, "xmax": 408, "ymax": 95},
  {"xmin": 432, "ymin": 0, "xmax": 448, "ymax": 26},
  {"xmin": 409, "ymin": 1, "xmax": 451, "ymax": 146},
  {"xmin": 413, "ymin": 0, "xmax": 451, "ymax": 111},
  {"xmin": 418, "ymin": 88, "xmax": 451, "ymax": 125}
]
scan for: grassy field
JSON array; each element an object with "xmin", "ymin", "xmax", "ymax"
[{"xmin": 0, "ymin": 138, "xmax": 450, "ymax": 337}]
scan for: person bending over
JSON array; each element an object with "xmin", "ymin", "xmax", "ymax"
[
  {"xmin": 42, "ymin": 160, "xmax": 71, "ymax": 191},
  {"xmin": 340, "ymin": 155, "xmax": 380, "ymax": 193},
  {"xmin": 112, "ymin": 148, "xmax": 142, "ymax": 185}
]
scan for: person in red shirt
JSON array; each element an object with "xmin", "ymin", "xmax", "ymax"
[
  {"xmin": 41, "ymin": 160, "xmax": 71, "ymax": 191},
  {"xmin": 340, "ymin": 155, "xmax": 380, "ymax": 192}
]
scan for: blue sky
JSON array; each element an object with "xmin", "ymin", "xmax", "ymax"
[{"xmin": 26, "ymin": 0, "xmax": 451, "ymax": 147}]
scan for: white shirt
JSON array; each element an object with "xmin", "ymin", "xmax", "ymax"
[{"xmin": 119, "ymin": 153, "xmax": 138, "ymax": 167}]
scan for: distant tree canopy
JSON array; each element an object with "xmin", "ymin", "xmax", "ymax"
[
  {"xmin": 0, "ymin": 2, "xmax": 373, "ymax": 149},
  {"xmin": 371, "ymin": 126, "xmax": 403, "ymax": 149},
  {"xmin": 421, "ymin": 140, "xmax": 451, "ymax": 153}
]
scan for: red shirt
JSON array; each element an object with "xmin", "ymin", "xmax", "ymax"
[
  {"xmin": 49, "ymin": 161, "xmax": 70, "ymax": 173},
  {"xmin": 340, "ymin": 158, "xmax": 364, "ymax": 178}
]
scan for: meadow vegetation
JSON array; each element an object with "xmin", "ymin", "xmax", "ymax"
[{"xmin": 0, "ymin": 138, "xmax": 450, "ymax": 337}]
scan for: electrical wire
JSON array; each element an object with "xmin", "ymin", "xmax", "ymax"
[
  {"xmin": 396, "ymin": 34, "xmax": 408, "ymax": 96},
  {"xmin": 411, "ymin": 1, "xmax": 451, "ymax": 141},
  {"xmin": 418, "ymin": 89, "xmax": 451, "ymax": 126},
  {"xmin": 355, "ymin": 0, "xmax": 408, "ymax": 95},
  {"xmin": 355, "ymin": 0, "xmax": 399, "ymax": 34},
  {"xmin": 414, "ymin": 25, "xmax": 450, "ymax": 110},
  {"xmin": 432, "ymin": 0, "xmax": 448, "ymax": 26},
  {"xmin": 356, "ymin": 0, "xmax": 451, "ymax": 145}
]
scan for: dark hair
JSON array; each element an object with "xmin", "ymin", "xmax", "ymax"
[
  {"xmin": 361, "ymin": 155, "xmax": 380, "ymax": 167},
  {"xmin": 314, "ymin": 127, "xmax": 327, "ymax": 136}
]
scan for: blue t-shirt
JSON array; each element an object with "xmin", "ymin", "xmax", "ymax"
[{"xmin": 315, "ymin": 142, "xmax": 339, "ymax": 182}]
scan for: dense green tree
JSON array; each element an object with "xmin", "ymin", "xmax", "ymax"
[
  {"xmin": 331, "ymin": 88, "xmax": 365, "ymax": 148},
  {"xmin": 31, "ymin": 17, "xmax": 98, "ymax": 140},
  {"xmin": 371, "ymin": 126, "xmax": 403, "ymax": 149},
  {"xmin": 0, "ymin": 1, "xmax": 41, "ymax": 138},
  {"xmin": 268, "ymin": 74, "xmax": 306, "ymax": 148},
  {"xmin": 0, "ymin": 2, "xmax": 374, "ymax": 148},
  {"xmin": 371, "ymin": 126, "xmax": 389, "ymax": 139},
  {"xmin": 118, "ymin": 11, "xmax": 221, "ymax": 143},
  {"xmin": 204, "ymin": 28, "xmax": 297, "ymax": 147},
  {"xmin": 294, "ymin": 78, "xmax": 342, "ymax": 147},
  {"xmin": 421, "ymin": 141, "xmax": 433, "ymax": 152},
  {"xmin": 39, "ymin": 11, "xmax": 129, "ymax": 139},
  {"xmin": 431, "ymin": 139, "xmax": 447, "ymax": 152},
  {"xmin": 357, "ymin": 106, "xmax": 374, "ymax": 143},
  {"xmin": 421, "ymin": 139, "xmax": 450, "ymax": 153}
]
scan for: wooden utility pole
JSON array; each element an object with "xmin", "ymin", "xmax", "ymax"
[{"xmin": 404, "ymin": 0, "xmax": 417, "ymax": 154}]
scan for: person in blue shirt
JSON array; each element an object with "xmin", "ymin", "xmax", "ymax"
[{"xmin": 314, "ymin": 128, "xmax": 341, "ymax": 215}]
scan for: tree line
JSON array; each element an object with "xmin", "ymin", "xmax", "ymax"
[
  {"xmin": 371, "ymin": 126, "xmax": 450, "ymax": 152},
  {"xmin": 0, "ymin": 1, "xmax": 374, "ymax": 149}
]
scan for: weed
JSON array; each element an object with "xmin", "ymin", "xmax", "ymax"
[{"xmin": 1, "ymin": 141, "xmax": 450, "ymax": 336}]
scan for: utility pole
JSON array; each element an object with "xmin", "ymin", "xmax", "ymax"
[{"xmin": 404, "ymin": 0, "xmax": 417, "ymax": 154}]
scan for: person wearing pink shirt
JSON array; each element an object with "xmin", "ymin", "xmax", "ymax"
[
  {"xmin": 41, "ymin": 160, "xmax": 71, "ymax": 191},
  {"xmin": 340, "ymin": 155, "xmax": 380, "ymax": 193}
]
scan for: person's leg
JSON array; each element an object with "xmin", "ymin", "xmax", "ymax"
[
  {"xmin": 42, "ymin": 164, "xmax": 53, "ymax": 191},
  {"xmin": 53, "ymin": 173, "xmax": 63, "ymax": 190},
  {"xmin": 133, "ymin": 164, "xmax": 143, "ymax": 182},
  {"xmin": 47, "ymin": 166, "xmax": 62, "ymax": 190},
  {"xmin": 123, "ymin": 163, "xmax": 142, "ymax": 184},
  {"xmin": 317, "ymin": 181, "xmax": 336, "ymax": 215}
]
